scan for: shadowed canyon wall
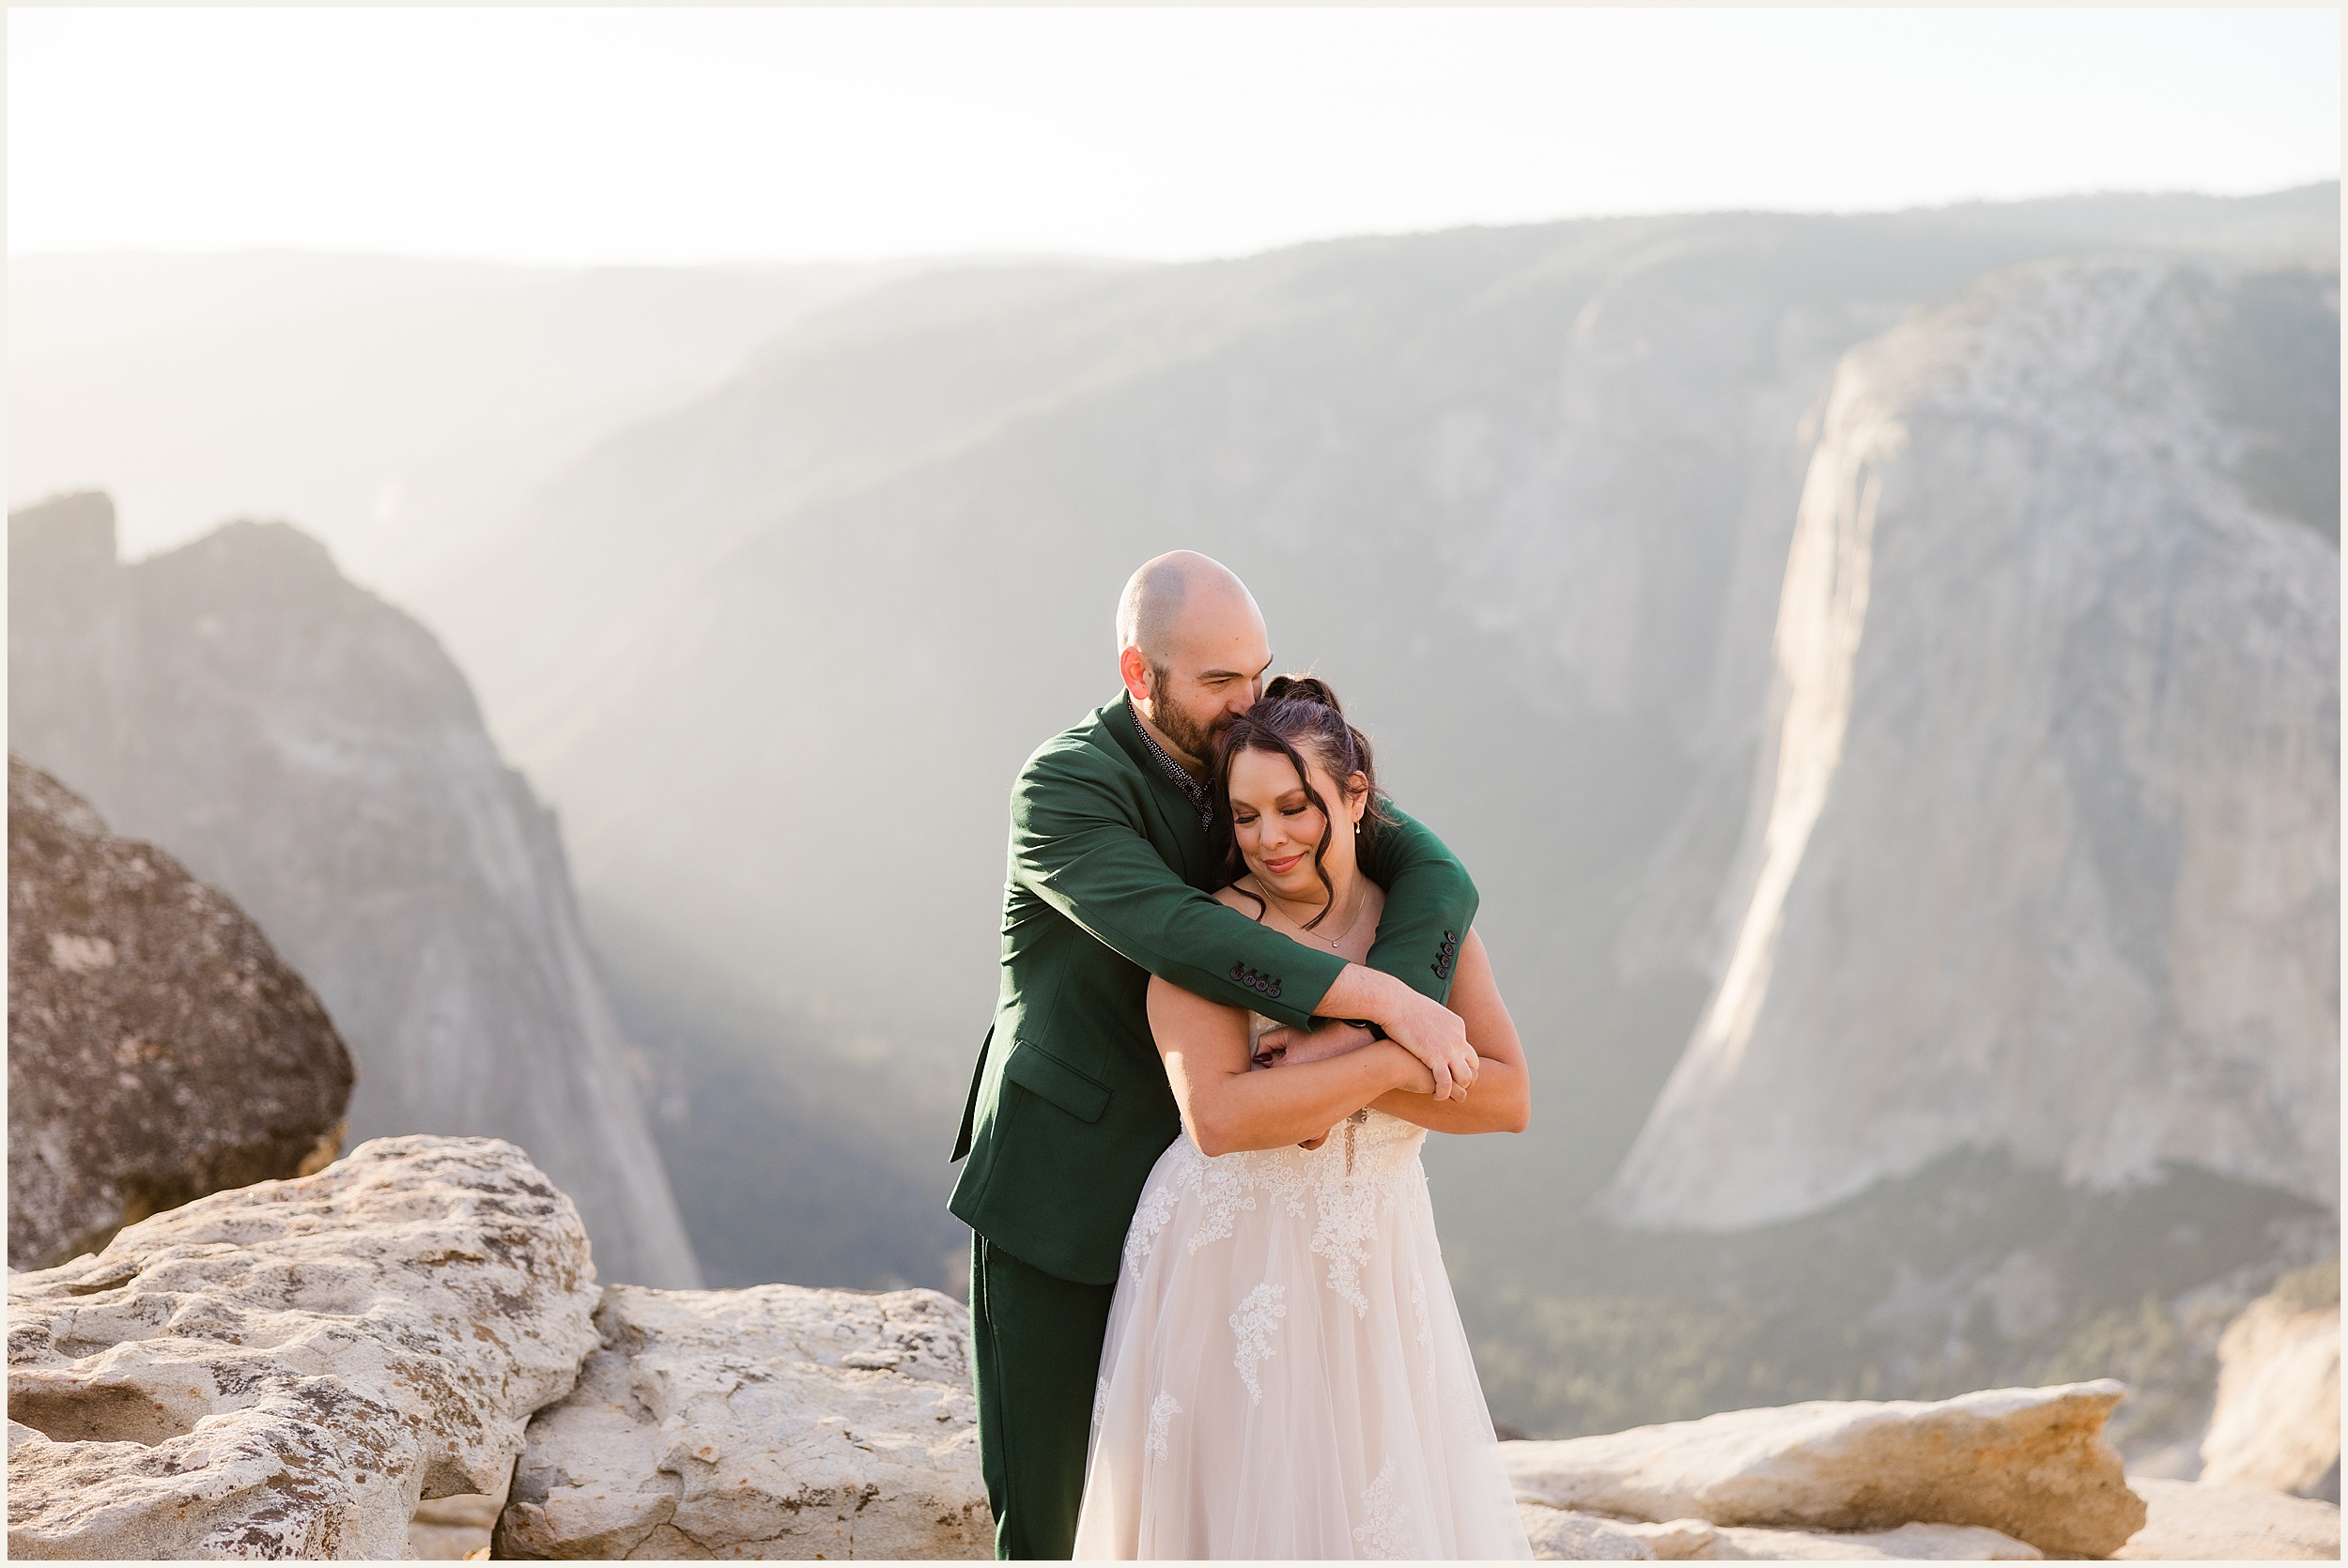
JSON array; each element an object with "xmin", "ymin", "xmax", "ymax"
[{"xmin": 8, "ymin": 494, "xmax": 701, "ymax": 1286}]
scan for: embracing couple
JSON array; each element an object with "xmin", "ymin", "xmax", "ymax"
[{"xmin": 950, "ymin": 551, "xmax": 1534, "ymax": 1560}]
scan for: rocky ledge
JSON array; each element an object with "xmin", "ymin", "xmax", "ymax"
[
  {"xmin": 496, "ymin": 1283, "xmax": 987, "ymax": 1559},
  {"xmin": 5, "ymin": 1136, "xmax": 990, "ymax": 1560},
  {"xmin": 6, "ymin": 1138, "xmax": 599, "ymax": 1559},
  {"xmin": 1505, "ymin": 1381, "xmax": 2142, "ymax": 1558},
  {"xmin": 1506, "ymin": 1381, "xmax": 2341, "ymax": 1561}
]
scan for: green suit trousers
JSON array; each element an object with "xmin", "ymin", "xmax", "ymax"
[{"xmin": 969, "ymin": 1234, "xmax": 1115, "ymax": 1560}]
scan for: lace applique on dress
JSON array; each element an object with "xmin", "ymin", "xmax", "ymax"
[
  {"xmin": 1151, "ymin": 1102, "xmax": 1424, "ymax": 1305},
  {"xmin": 1093, "ymin": 1376, "xmax": 1110, "ymax": 1433},
  {"xmin": 1310, "ymin": 1160, "xmax": 1386, "ymax": 1316},
  {"xmin": 1146, "ymin": 1391, "xmax": 1182, "ymax": 1462},
  {"xmin": 1188, "ymin": 1157, "xmax": 1262, "ymax": 1253},
  {"xmin": 1410, "ymin": 1264, "xmax": 1433, "ymax": 1349},
  {"xmin": 1124, "ymin": 1170, "xmax": 1184, "ymax": 1272},
  {"xmin": 1228, "ymin": 1283, "xmax": 1289, "ymax": 1406},
  {"xmin": 1352, "ymin": 1456, "xmax": 1413, "ymax": 1559}
]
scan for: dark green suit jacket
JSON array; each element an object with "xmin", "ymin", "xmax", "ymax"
[{"xmin": 948, "ymin": 695, "xmax": 1476, "ymax": 1284}]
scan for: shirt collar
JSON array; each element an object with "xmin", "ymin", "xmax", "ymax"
[{"xmin": 1125, "ymin": 693, "xmax": 1214, "ymax": 830}]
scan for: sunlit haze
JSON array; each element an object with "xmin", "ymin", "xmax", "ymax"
[{"xmin": 8, "ymin": 7, "xmax": 2340, "ymax": 265}]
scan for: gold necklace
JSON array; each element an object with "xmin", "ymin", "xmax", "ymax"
[{"xmin": 1257, "ymin": 878, "xmax": 1367, "ymax": 951}]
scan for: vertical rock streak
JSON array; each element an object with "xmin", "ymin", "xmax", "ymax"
[{"xmin": 1607, "ymin": 374, "xmax": 1899, "ymax": 1223}]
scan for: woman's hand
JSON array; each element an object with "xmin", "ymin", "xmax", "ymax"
[{"xmin": 1259, "ymin": 1019, "xmax": 1379, "ymax": 1068}]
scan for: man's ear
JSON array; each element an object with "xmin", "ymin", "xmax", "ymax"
[{"xmin": 1119, "ymin": 645, "xmax": 1154, "ymax": 705}]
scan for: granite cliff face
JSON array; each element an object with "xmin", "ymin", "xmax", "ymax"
[
  {"xmin": 1604, "ymin": 261, "xmax": 2340, "ymax": 1232},
  {"xmin": 7, "ymin": 494, "xmax": 700, "ymax": 1287},
  {"xmin": 7, "ymin": 755, "xmax": 353, "ymax": 1269}
]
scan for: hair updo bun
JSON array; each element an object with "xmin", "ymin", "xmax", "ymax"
[
  {"xmin": 1211, "ymin": 673, "xmax": 1394, "ymax": 927},
  {"xmin": 1260, "ymin": 673, "xmax": 1344, "ymax": 713}
]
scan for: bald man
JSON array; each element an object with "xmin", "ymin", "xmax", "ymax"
[{"xmin": 949, "ymin": 550, "xmax": 1482, "ymax": 1559}]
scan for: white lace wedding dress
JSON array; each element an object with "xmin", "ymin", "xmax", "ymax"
[{"xmin": 1072, "ymin": 1019, "xmax": 1532, "ymax": 1560}]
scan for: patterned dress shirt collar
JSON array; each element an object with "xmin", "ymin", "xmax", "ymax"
[{"xmin": 1126, "ymin": 694, "xmax": 1215, "ymax": 831}]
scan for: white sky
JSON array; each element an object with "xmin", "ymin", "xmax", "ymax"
[{"xmin": 8, "ymin": 7, "xmax": 2340, "ymax": 266}]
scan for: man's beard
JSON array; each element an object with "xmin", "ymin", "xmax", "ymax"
[{"xmin": 1151, "ymin": 685, "xmax": 1231, "ymax": 768}]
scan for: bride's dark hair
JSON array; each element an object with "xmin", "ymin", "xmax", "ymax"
[{"xmin": 1212, "ymin": 674, "xmax": 1396, "ymax": 928}]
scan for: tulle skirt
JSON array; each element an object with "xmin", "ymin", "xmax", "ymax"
[{"xmin": 1073, "ymin": 1110, "xmax": 1532, "ymax": 1560}]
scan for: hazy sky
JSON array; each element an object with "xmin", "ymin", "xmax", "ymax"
[{"xmin": 9, "ymin": 8, "xmax": 2340, "ymax": 266}]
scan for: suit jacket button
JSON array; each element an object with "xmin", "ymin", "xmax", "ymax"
[
  {"xmin": 1267, "ymin": 982, "xmax": 1282, "ymax": 999},
  {"xmin": 1231, "ymin": 962, "xmax": 1245, "ymax": 981}
]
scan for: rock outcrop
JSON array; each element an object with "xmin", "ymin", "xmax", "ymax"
[
  {"xmin": 2198, "ymin": 1262, "xmax": 2340, "ymax": 1498},
  {"xmin": 495, "ymin": 1283, "xmax": 988, "ymax": 1559},
  {"xmin": 7, "ymin": 754, "xmax": 353, "ymax": 1269},
  {"xmin": 2113, "ymin": 1477, "xmax": 2340, "ymax": 1560},
  {"xmin": 1608, "ymin": 260, "xmax": 2340, "ymax": 1232},
  {"xmin": 5, "ymin": 1137, "xmax": 599, "ymax": 1560},
  {"xmin": 1501, "ymin": 1381, "xmax": 2145, "ymax": 1559},
  {"xmin": 8, "ymin": 493, "xmax": 701, "ymax": 1288}
]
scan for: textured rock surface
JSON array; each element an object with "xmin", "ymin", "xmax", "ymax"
[
  {"xmin": 1624, "ymin": 1517, "xmax": 1734, "ymax": 1559},
  {"xmin": 1695, "ymin": 1523, "xmax": 2040, "ymax": 1560},
  {"xmin": 2198, "ymin": 1263, "xmax": 2340, "ymax": 1498},
  {"xmin": 5, "ymin": 1136, "xmax": 599, "ymax": 1560},
  {"xmin": 2113, "ymin": 1476, "xmax": 2341, "ymax": 1560},
  {"xmin": 409, "ymin": 1490, "xmax": 502, "ymax": 1560},
  {"xmin": 7, "ymin": 755, "xmax": 354, "ymax": 1269},
  {"xmin": 8, "ymin": 493, "xmax": 700, "ymax": 1288},
  {"xmin": 495, "ymin": 1283, "xmax": 988, "ymax": 1559},
  {"xmin": 1521, "ymin": 1507, "xmax": 2042, "ymax": 1560},
  {"xmin": 1608, "ymin": 260, "xmax": 2340, "ymax": 1231},
  {"xmin": 1501, "ymin": 1380, "xmax": 2144, "ymax": 1558},
  {"xmin": 1521, "ymin": 1503, "xmax": 1660, "ymax": 1559}
]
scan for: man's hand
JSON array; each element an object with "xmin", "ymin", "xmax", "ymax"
[
  {"xmin": 1315, "ymin": 964, "xmax": 1477, "ymax": 1101},
  {"xmin": 1384, "ymin": 991, "xmax": 1475, "ymax": 1101}
]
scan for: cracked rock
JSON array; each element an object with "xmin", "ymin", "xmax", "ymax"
[
  {"xmin": 495, "ymin": 1283, "xmax": 989, "ymax": 1559},
  {"xmin": 6, "ymin": 1136, "xmax": 600, "ymax": 1559}
]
